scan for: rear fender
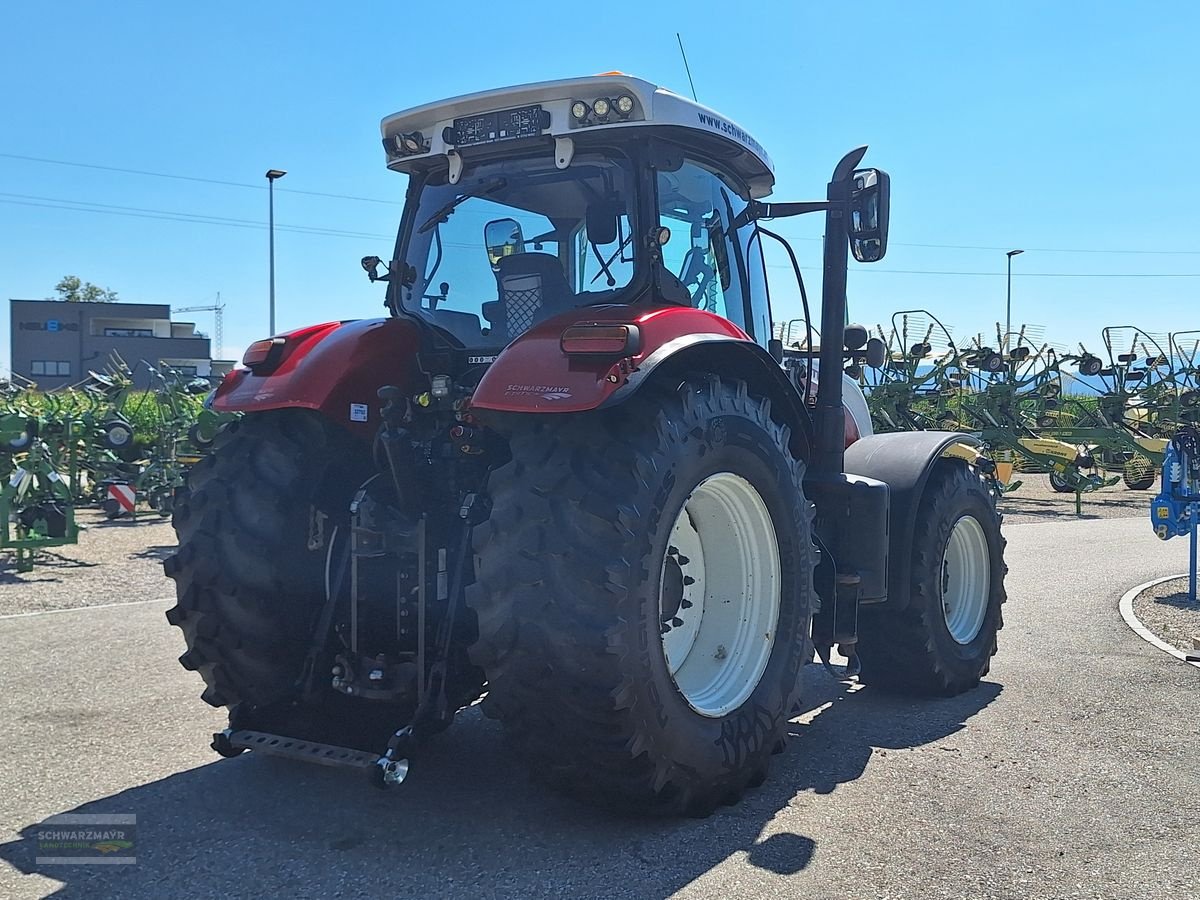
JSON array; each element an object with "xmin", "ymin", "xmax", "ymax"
[
  {"xmin": 212, "ymin": 318, "xmax": 422, "ymax": 441},
  {"xmin": 469, "ymin": 305, "xmax": 814, "ymax": 457},
  {"xmin": 611, "ymin": 335, "xmax": 814, "ymax": 460},
  {"xmin": 469, "ymin": 305, "xmax": 745, "ymax": 412},
  {"xmin": 843, "ymin": 431, "xmax": 985, "ymax": 611}
]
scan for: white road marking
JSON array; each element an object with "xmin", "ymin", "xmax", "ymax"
[{"xmin": 0, "ymin": 597, "xmax": 172, "ymax": 621}]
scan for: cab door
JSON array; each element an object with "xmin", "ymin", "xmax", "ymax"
[{"xmin": 654, "ymin": 157, "xmax": 770, "ymax": 345}]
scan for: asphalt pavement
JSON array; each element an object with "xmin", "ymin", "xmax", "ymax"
[{"xmin": 0, "ymin": 517, "xmax": 1195, "ymax": 899}]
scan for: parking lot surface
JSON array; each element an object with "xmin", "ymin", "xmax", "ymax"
[{"xmin": 0, "ymin": 516, "xmax": 1195, "ymax": 899}]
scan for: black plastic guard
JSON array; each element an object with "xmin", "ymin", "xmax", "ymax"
[{"xmin": 843, "ymin": 431, "xmax": 983, "ymax": 611}]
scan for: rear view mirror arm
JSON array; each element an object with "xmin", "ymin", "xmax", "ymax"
[{"xmin": 731, "ymin": 199, "xmax": 833, "ymax": 230}]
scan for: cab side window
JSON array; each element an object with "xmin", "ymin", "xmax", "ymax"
[
  {"xmin": 656, "ymin": 160, "xmax": 750, "ymax": 332},
  {"xmin": 742, "ymin": 225, "xmax": 771, "ymax": 343}
]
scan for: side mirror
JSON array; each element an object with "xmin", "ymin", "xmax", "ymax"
[
  {"xmin": 361, "ymin": 256, "xmax": 383, "ymax": 282},
  {"xmin": 843, "ymin": 324, "xmax": 868, "ymax": 351},
  {"xmin": 864, "ymin": 337, "xmax": 887, "ymax": 369},
  {"xmin": 849, "ymin": 168, "xmax": 890, "ymax": 263},
  {"xmin": 768, "ymin": 338, "xmax": 784, "ymax": 363},
  {"xmin": 485, "ymin": 218, "xmax": 525, "ymax": 269},
  {"xmin": 585, "ymin": 199, "xmax": 622, "ymax": 246}
]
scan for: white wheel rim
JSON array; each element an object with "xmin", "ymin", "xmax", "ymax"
[
  {"xmin": 659, "ymin": 472, "xmax": 781, "ymax": 718},
  {"xmin": 941, "ymin": 515, "xmax": 991, "ymax": 644}
]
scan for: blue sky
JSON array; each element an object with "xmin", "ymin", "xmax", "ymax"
[{"xmin": 2, "ymin": 1, "xmax": 1197, "ymax": 371}]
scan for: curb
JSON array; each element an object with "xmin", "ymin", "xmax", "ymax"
[{"xmin": 1119, "ymin": 575, "xmax": 1200, "ymax": 670}]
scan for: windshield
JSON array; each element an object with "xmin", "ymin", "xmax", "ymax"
[{"xmin": 397, "ymin": 155, "xmax": 640, "ymax": 348}]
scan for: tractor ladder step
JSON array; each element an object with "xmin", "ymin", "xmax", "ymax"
[{"xmin": 221, "ymin": 729, "xmax": 381, "ymax": 770}]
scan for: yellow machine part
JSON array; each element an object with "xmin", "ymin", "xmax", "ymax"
[
  {"xmin": 1017, "ymin": 437, "xmax": 1080, "ymax": 462},
  {"xmin": 940, "ymin": 442, "xmax": 980, "ymax": 464},
  {"xmin": 1133, "ymin": 436, "xmax": 1169, "ymax": 454},
  {"xmin": 939, "ymin": 441, "xmax": 1014, "ymax": 484}
]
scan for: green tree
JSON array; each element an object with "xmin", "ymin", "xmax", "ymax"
[{"xmin": 50, "ymin": 275, "xmax": 119, "ymax": 303}]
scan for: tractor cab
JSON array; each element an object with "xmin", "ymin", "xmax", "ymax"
[{"xmin": 368, "ymin": 74, "xmax": 779, "ymax": 351}]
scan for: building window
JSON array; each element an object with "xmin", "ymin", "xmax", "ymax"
[
  {"xmin": 168, "ymin": 365, "xmax": 198, "ymax": 376},
  {"xmin": 103, "ymin": 327, "xmax": 154, "ymax": 338},
  {"xmin": 31, "ymin": 361, "xmax": 71, "ymax": 376}
]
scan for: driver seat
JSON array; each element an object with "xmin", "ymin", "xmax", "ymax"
[{"xmin": 483, "ymin": 253, "xmax": 575, "ymax": 340}]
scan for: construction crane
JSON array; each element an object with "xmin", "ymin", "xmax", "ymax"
[{"xmin": 173, "ymin": 294, "xmax": 225, "ymax": 359}]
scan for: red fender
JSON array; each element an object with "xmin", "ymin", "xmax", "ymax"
[
  {"xmin": 470, "ymin": 305, "xmax": 862, "ymax": 449},
  {"xmin": 213, "ymin": 309, "xmax": 862, "ymax": 449},
  {"xmin": 469, "ymin": 305, "xmax": 747, "ymax": 413},
  {"xmin": 212, "ymin": 318, "xmax": 422, "ymax": 440}
]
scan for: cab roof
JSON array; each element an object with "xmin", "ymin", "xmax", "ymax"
[{"xmin": 380, "ymin": 74, "xmax": 775, "ymax": 199}]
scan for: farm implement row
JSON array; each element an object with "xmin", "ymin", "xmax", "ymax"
[
  {"xmin": 851, "ymin": 312, "xmax": 1199, "ymax": 512},
  {"xmin": 1, "ymin": 355, "xmax": 235, "ymax": 571}
]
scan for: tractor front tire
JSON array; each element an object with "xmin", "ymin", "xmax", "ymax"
[
  {"xmin": 469, "ymin": 377, "xmax": 814, "ymax": 815},
  {"xmin": 857, "ymin": 461, "xmax": 1007, "ymax": 696}
]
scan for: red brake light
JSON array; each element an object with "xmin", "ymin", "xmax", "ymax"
[
  {"xmin": 242, "ymin": 337, "xmax": 285, "ymax": 369},
  {"xmin": 560, "ymin": 324, "xmax": 641, "ymax": 356}
]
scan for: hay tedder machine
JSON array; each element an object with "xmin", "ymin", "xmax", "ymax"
[
  {"xmin": 858, "ymin": 315, "xmax": 1199, "ymax": 511},
  {"xmin": 0, "ymin": 356, "xmax": 225, "ymax": 570},
  {"xmin": 164, "ymin": 74, "xmax": 1008, "ymax": 815},
  {"xmin": 0, "ymin": 395, "xmax": 79, "ymax": 573}
]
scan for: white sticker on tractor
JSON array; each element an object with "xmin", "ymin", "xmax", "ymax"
[{"xmin": 350, "ymin": 403, "xmax": 369, "ymax": 422}]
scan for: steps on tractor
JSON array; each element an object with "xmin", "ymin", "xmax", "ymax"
[{"xmin": 215, "ymin": 728, "xmax": 381, "ymax": 770}]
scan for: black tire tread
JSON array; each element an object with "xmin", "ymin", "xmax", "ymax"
[
  {"xmin": 164, "ymin": 410, "xmax": 367, "ymax": 710},
  {"xmin": 856, "ymin": 461, "xmax": 1007, "ymax": 696},
  {"xmin": 468, "ymin": 376, "xmax": 813, "ymax": 815}
]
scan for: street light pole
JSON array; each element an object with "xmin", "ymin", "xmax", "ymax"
[
  {"xmin": 266, "ymin": 169, "xmax": 287, "ymax": 335},
  {"xmin": 1005, "ymin": 249, "xmax": 1024, "ymax": 348}
]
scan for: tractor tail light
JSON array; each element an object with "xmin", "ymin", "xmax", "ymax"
[
  {"xmin": 560, "ymin": 324, "xmax": 641, "ymax": 356},
  {"xmin": 242, "ymin": 337, "xmax": 286, "ymax": 370}
]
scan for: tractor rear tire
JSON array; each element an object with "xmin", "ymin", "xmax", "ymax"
[
  {"xmin": 468, "ymin": 377, "xmax": 814, "ymax": 816},
  {"xmin": 164, "ymin": 411, "xmax": 372, "ymax": 713},
  {"xmin": 856, "ymin": 461, "xmax": 1006, "ymax": 696}
]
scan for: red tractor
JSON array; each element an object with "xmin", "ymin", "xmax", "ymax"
[{"xmin": 165, "ymin": 74, "xmax": 1006, "ymax": 815}]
